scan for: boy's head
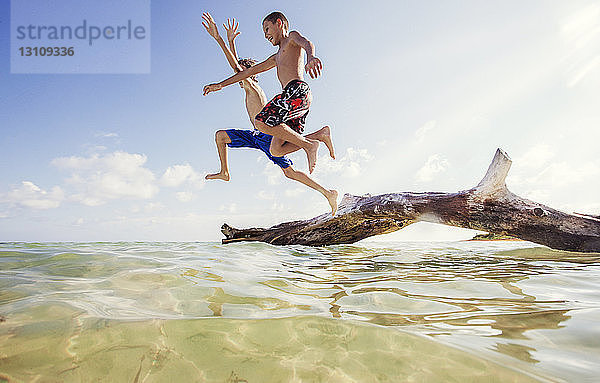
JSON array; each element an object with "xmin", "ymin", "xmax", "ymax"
[
  {"xmin": 262, "ymin": 11, "xmax": 288, "ymax": 46},
  {"xmin": 238, "ymin": 58, "xmax": 258, "ymax": 82}
]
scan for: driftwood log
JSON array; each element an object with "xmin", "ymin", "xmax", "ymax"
[{"xmin": 221, "ymin": 149, "xmax": 600, "ymax": 253}]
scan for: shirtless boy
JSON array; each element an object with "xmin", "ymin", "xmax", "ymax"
[
  {"xmin": 201, "ymin": 13, "xmax": 338, "ymax": 215},
  {"xmin": 204, "ymin": 11, "xmax": 325, "ymax": 175}
]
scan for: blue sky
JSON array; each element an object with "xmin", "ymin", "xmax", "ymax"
[{"xmin": 1, "ymin": 0, "xmax": 599, "ymax": 241}]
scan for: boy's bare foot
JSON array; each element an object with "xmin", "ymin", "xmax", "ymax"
[
  {"xmin": 315, "ymin": 126, "xmax": 335, "ymax": 159},
  {"xmin": 326, "ymin": 189, "xmax": 338, "ymax": 216},
  {"xmin": 305, "ymin": 139, "xmax": 319, "ymax": 173},
  {"xmin": 205, "ymin": 172, "xmax": 230, "ymax": 181}
]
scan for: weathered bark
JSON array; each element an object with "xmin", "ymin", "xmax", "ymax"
[{"xmin": 221, "ymin": 149, "xmax": 600, "ymax": 253}]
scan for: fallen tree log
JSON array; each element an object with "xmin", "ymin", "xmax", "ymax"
[{"xmin": 221, "ymin": 149, "xmax": 600, "ymax": 252}]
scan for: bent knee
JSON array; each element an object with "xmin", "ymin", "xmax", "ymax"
[
  {"xmin": 254, "ymin": 119, "xmax": 270, "ymax": 133},
  {"xmin": 215, "ymin": 130, "xmax": 229, "ymax": 142},
  {"xmin": 282, "ymin": 166, "xmax": 295, "ymax": 178},
  {"xmin": 271, "ymin": 147, "xmax": 285, "ymax": 157}
]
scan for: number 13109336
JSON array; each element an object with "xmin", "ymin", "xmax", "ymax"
[{"xmin": 18, "ymin": 46, "xmax": 75, "ymax": 56}]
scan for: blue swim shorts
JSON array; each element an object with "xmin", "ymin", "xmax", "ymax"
[{"xmin": 225, "ymin": 129, "xmax": 292, "ymax": 169}]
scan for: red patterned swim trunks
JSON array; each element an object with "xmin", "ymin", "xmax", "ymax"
[{"xmin": 255, "ymin": 79, "xmax": 312, "ymax": 134}]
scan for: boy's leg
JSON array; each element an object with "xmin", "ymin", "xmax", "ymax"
[
  {"xmin": 205, "ymin": 130, "xmax": 231, "ymax": 181},
  {"xmin": 255, "ymin": 119, "xmax": 319, "ymax": 174},
  {"xmin": 270, "ymin": 126, "xmax": 335, "ymax": 159},
  {"xmin": 281, "ymin": 166, "xmax": 338, "ymax": 216}
]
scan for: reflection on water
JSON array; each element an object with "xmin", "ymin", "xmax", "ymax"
[{"xmin": 1, "ymin": 241, "xmax": 600, "ymax": 381}]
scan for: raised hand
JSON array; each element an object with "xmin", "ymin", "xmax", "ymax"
[
  {"xmin": 305, "ymin": 56, "xmax": 323, "ymax": 79},
  {"xmin": 201, "ymin": 12, "xmax": 219, "ymax": 39},
  {"xmin": 203, "ymin": 83, "xmax": 223, "ymax": 96},
  {"xmin": 224, "ymin": 18, "xmax": 241, "ymax": 43}
]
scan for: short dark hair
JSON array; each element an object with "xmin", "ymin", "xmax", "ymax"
[
  {"xmin": 238, "ymin": 58, "xmax": 258, "ymax": 82},
  {"xmin": 263, "ymin": 11, "xmax": 289, "ymax": 30}
]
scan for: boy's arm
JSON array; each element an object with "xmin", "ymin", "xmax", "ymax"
[
  {"xmin": 224, "ymin": 18, "xmax": 241, "ymax": 63},
  {"xmin": 202, "ymin": 12, "xmax": 243, "ymax": 73},
  {"xmin": 228, "ymin": 40, "xmax": 238, "ymax": 63},
  {"xmin": 289, "ymin": 30, "xmax": 323, "ymax": 79},
  {"xmin": 204, "ymin": 55, "xmax": 276, "ymax": 95}
]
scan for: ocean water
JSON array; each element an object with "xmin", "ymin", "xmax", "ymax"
[{"xmin": 1, "ymin": 241, "xmax": 600, "ymax": 382}]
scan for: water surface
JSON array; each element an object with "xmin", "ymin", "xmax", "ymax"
[{"xmin": 1, "ymin": 241, "xmax": 599, "ymax": 382}]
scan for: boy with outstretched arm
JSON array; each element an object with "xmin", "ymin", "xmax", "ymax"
[
  {"xmin": 203, "ymin": 11, "xmax": 326, "ymax": 175},
  {"xmin": 201, "ymin": 13, "xmax": 338, "ymax": 215}
]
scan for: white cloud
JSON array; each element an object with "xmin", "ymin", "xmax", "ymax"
[
  {"xmin": 512, "ymin": 153, "xmax": 600, "ymax": 191},
  {"xmin": 315, "ymin": 147, "xmax": 373, "ymax": 178},
  {"xmin": 515, "ymin": 144, "xmax": 555, "ymax": 169},
  {"xmin": 271, "ymin": 201, "xmax": 285, "ymax": 211},
  {"xmin": 256, "ymin": 147, "xmax": 373, "ymax": 184},
  {"xmin": 2, "ymin": 181, "xmax": 64, "ymax": 210},
  {"xmin": 95, "ymin": 132, "xmax": 119, "ymax": 138},
  {"xmin": 128, "ymin": 202, "xmax": 165, "ymax": 213},
  {"xmin": 533, "ymin": 161, "xmax": 600, "ymax": 187},
  {"xmin": 219, "ymin": 203, "xmax": 237, "ymax": 213},
  {"xmin": 415, "ymin": 120, "xmax": 437, "ymax": 142},
  {"xmin": 261, "ymin": 161, "xmax": 285, "ymax": 185},
  {"xmin": 144, "ymin": 202, "xmax": 165, "ymax": 211},
  {"xmin": 257, "ymin": 190, "xmax": 275, "ymax": 200},
  {"xmin": 70, "ymin": 193, "xmax": 104, "ymax": 207},
  {"xmin": 415, "ymin": 154, "xmax": 450, "ymax": 183},
  {"xmin": 175, "ymin": 191, "xmax": 194, "ymax": 203},
  {"xmin": 52, "ymin": 151, "xmax": 158, "ymax": 206},
  {"xmin": 284, "ymin": 188, "xmax": 305, "ymax": 197},
  {"xmin": 161, "ymin": 163, "xmax": 204, "ymax": 189}
]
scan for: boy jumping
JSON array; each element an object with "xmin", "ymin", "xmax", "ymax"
[
  {"xmin": 203, "ymin": 11, "xmax": 326, "ymax": 175},
  {"xmin": 201, "ymin": 13, "xmax": 338, "ymax": 215}
]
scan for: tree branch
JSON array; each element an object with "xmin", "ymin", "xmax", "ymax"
[{"xmin": 221, "ymin": 149, "xmax": 600, "ymax": 253}]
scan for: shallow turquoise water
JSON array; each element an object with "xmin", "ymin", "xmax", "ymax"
[{"xmin": 1, "ymin": 241, "xmax": 599, "ymax": 382}]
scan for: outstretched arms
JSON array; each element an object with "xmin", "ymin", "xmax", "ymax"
[
  {"xmin": 289, "ymin": 30, "xmax": 323, "ymax": 79},
  {"xmin": 224, "ymin": 18, "xmax": 241, "ymax": 63},
  {"xmin": 201, "ymin": 13, "xmax": 243, "ymax": 73},
  {"xmin": 204, "ymin": 55, "xmax": 276, "ymax": 95}
]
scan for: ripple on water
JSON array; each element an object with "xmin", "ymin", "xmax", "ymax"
[{"xmin": 1, "ymin": 241, "xmax": 599, "ymax": 381}]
